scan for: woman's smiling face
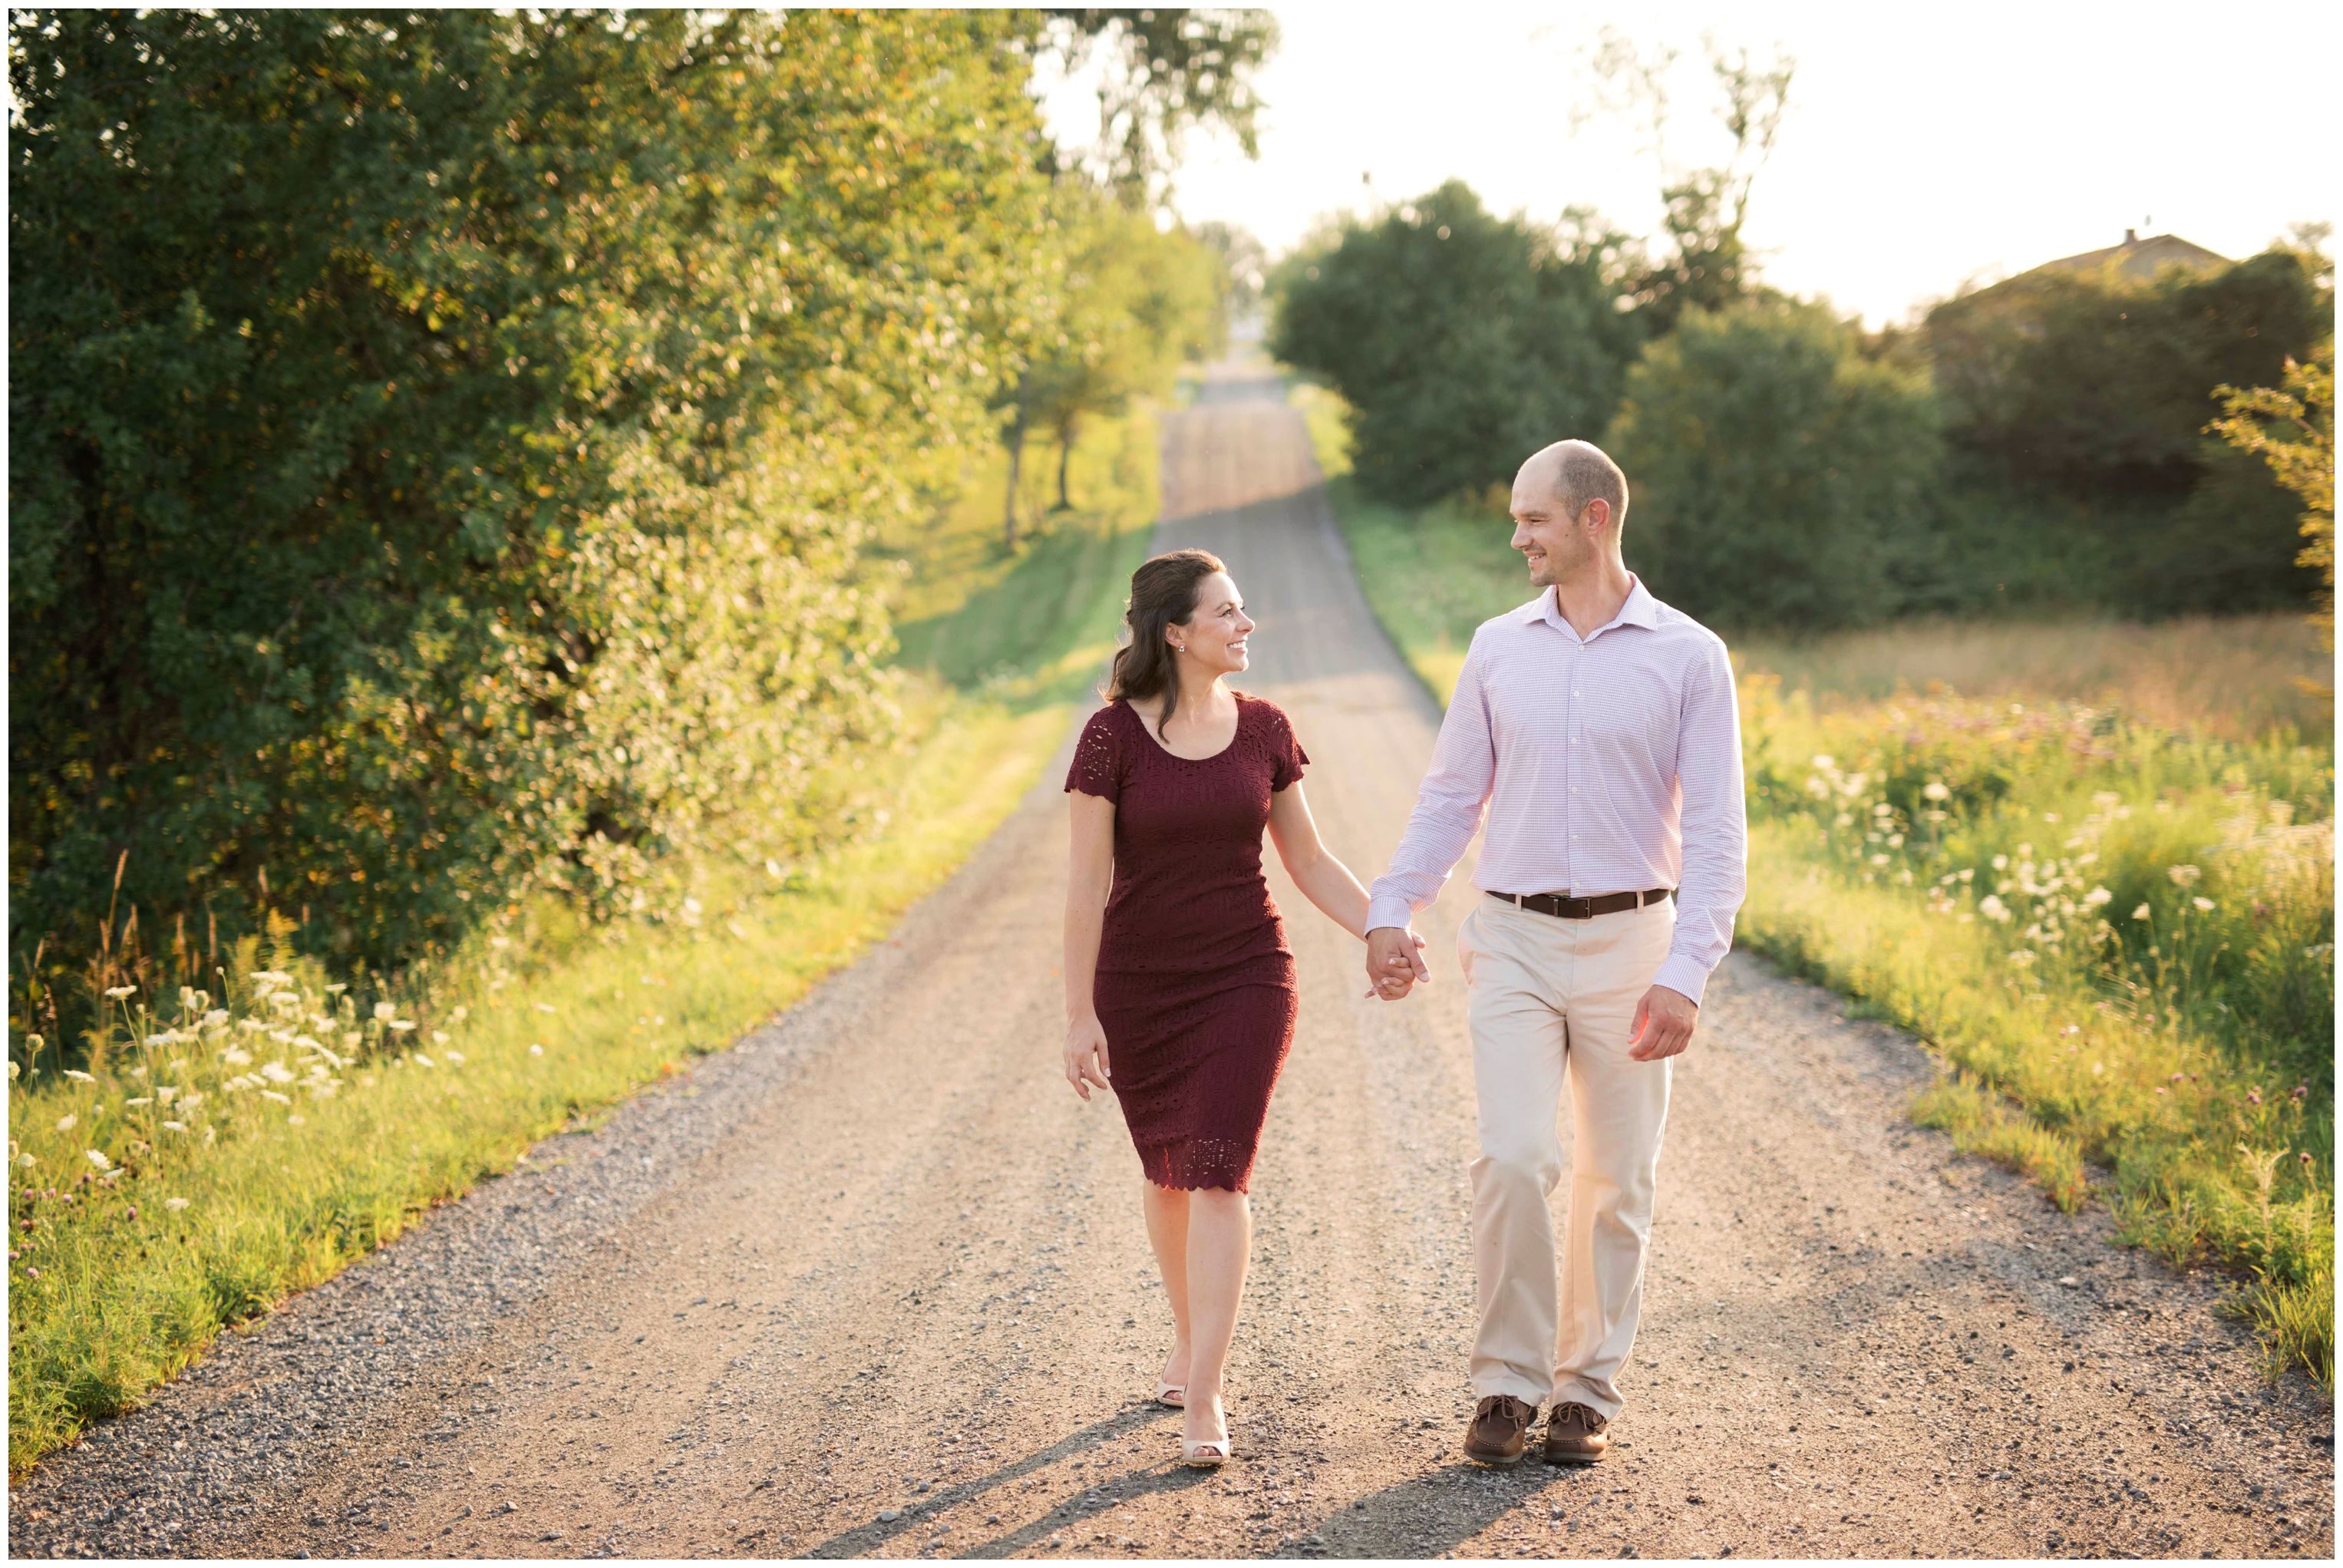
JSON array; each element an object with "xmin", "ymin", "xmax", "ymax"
[{"xmin": 1170, "ymin": 570, "xmax": 1255, "ymax": 673}]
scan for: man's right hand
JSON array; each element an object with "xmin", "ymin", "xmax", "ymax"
[{"xmin": 1365, "ymin": 925, "xmax": 1431, "ymax": 1001}]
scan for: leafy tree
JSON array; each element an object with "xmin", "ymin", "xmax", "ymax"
[
  {"xmin": 2212, "ymin": 346, "xmax": 2336, "ymax": 653},
  {"xmin": 1271, "ymin": 181, "xmax": 1644, "ymax": 504},
  {"xmin": 993, "ymin": 187, "xmax": 1226, "ymax": 542},
  {"xmin": 1031, "ymin": 8, "xmax": 1279, "ymax": 204},
  {"xmin": 1574, "ymin": 28, "xmax": 1795, "ymax": 332},
  {"xmin": 8, "ymin": 10, "xmax": 1056, "ymax": 1033},
  {"xmin": 1926, "ymin": 248, "xmax": 2328, "ymax": 498},
  {"xmin": 1605, "ymin": 300, "xmax": 1944, "ymax": 629}
]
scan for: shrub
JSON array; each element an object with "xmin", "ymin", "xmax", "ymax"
[{"xmin": 1605, "ymin": 300, "xmax": 1944, "ymax": 629}]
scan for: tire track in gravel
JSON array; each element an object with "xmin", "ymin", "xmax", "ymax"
[{"xmin": 10, "ymin": 365, "xmax": 2331, "ymax": 1561}]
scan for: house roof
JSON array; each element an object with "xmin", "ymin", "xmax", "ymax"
[{"xmin": 2030, "ymin": 229, "xmax": 2232, "ymax": 283}]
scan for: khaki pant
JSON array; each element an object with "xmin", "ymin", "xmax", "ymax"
[{"xmin": 1457, "ymin": 893, "xmax": 1677, "ymax": 1418}]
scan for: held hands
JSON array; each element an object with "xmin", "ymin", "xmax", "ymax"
[
  {"xmin": 1363, "ymin": 926, "xmax": 1431, "ymax": 1001},
  {"xmin": 1064, "ymin": 1014, "xmax": 1112, "ymax": 1101},
  {"xmin": 1628, "ymin": 983, "xmax": 1698, "ymax": 1061}
]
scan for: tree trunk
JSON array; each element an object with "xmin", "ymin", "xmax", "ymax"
[
  {"xmin": 1002, "ymin": 392, "xmax": 1029, "ymax": 550},
  {"xmin": 1055, "ymin": 423, "xmax": 1075, "ymax": 513}
]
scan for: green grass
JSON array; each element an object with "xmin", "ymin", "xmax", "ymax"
[
  {"xmin": 5, "ymin": 406, "xmax": 1161, "ymax": 1474},
  {"xmin": 1307, "ymin": 377, "xmax": 2335, "ymax": 1390}
]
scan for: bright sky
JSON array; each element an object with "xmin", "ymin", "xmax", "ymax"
[{"xmin": 1042, "ymin": 1, "xmax": 2338, "ymax": 326}]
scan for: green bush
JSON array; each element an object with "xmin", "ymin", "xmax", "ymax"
[
  {"xmin": 1605, "ymin": 300, "xmax": 1944, "ymax": 630},
  {"xmin": 1269, "ymin": 181, "xmax": 1642, "ymax": 505},
  {"xmin": 8, "ymin": 12, "xmax": 1054, "ymax": 1030}
]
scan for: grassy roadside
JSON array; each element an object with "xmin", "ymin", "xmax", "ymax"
[
  {"xmin": 1295, "ymin": 378, "xmax": 2336, "ymax": 1389},
  {"xmin": 5, "ymin": 409, "xmax": 1160, "ymax": 1474}
]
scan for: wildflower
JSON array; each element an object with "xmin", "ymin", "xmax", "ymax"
[
  {"xmin": 125, "ymin": 1096, "xmax": 152, "ymax": 1108},
  {"xmin": 259, "ymin": 1061, "xmax": 295, "ymax": 1084},
  {"xmin": 431, "ymin": 1030, "xmax": 450, "ymax": 1045},
  {"xmin": 529, "ymin": 1044, "xmax": 544, "ymax": 1056},
  {"xmin": 4, "ymin": 1061, "xmax": 14, "ymax": 1081},
  {"xmin": 325, "ymin": 983, "xmax": 347, "ymax": 995},
  {"xmin": 374, "ymin": 1002, "xmax": 396, "ymax": 1022},
  {"xmin": 54, "ymin": 1114, "xmax": 76, "ymax": 1134},
  {"xmin": 2058, "ymin": 1024, "xmax": 2080, "ymax": 1036},
  {"xmin": 2293, "ymin": 1084, "xmax": 2309, "ymax": 1101},
  {"xmin": 388, "ymin": 1019, "xmax": 416, "ymax": 1032},
  {"xmin": 17, "ymin": 1152, "xmax": 35, "ymax": 1167},
  {"xmin": 2246, "ymin": 1088, "xmax": 2263, "ymax": 1107},
  {"xmin": 444, "ymin": 1050, "xmax": 466, "ymax": 1064},
  {"xmin": 413, "ymin": 1054, "xmax": 435, "ymax": 1068},
  {"xmin": 534, "ymin": 1002, "xmax": 558, "ymax": 1015},
  {"xmin": 2091, "ymin": 791, "xmax": 2121, "ymax": 810},
  {"xmin": 2008, "ymin": 949, "xmax": 2036, "ymax": 968},
  {"xmin": 1992, "ymin": 854, "xmax": 2008, "ymax": 870},
  {"xmin": 1869, "ymin": 853, "xmax": 1889, "ymax": 867},
  {"xmin": 2083, "ymin": 886, "xmax": 2112, "ymax": 909},
  {"xmin": 223, "ymin": 1047, "xmax": 253, "ymax": 1066},
  {"xmin": 259, "ymin": 1090, "xmax": 291, "ymax": 1105},
  {"xmin": 87, "ymin": 1150, "xmax": 111, "ymax": 1171},
  {"xmin": 287, "ymin": 1114, "xmax": 305, "ymax": 1126},
  {"xmin": 1812, "ymin": 754, "xmax": 1835, "ymax": 770},
  {"xmin": 64, "ymin": 1068, "xmax": 94, "ymax": 1083},
  {"xmin": 2130, "ymin": 904, "xmax": 2151, "ymax": 922},
  {"xmin": 164, "ymin": 1197, "xmax": 190, "ymax": 1212},
  {"xmin": 104, "ymin": 985, "xmax": 134, "ymax": 999},
  {"xmin": 1958, "ymin": 868, "xmax": 1974, "ymax": 883},
  {"xmin": 2191, "ymin": 897, "xmax": 2214, "ymax": 913},
  {"xmin": 177, "ymin": 1092, "xmax": 203, "ymax": 1111},
  {"xmin": 1922, "ymin": 781, "xmax": 1950, "ymax": 802},
  {"xmin": 1978, "ymin": 895, "xmax": 2012, "ymax": 923},
  {"xmin": 2166, "ymin": 864, "xmax": 2201, "ymax": 887},
  {"xmin": 161, "ymin": 1121, "xmax": 187, "ymax": 1134},
  {"xmin": 1833, "ymin": 813, "xmax": 1853, "ymax": 828}
]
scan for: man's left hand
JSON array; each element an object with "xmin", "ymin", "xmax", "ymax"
[{"xmin": 1627, "ymin": 984, "xmax": 1698, "ymax": 1061}]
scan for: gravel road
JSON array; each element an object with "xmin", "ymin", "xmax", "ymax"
[{"xmin": 10, "ymin": 368, "xmax": 2332, "ymax": 1561}]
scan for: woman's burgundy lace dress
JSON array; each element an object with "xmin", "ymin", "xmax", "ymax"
[{"xmin": 1064, "ymin": 692, "xmax": 1309, "ymax": 1193}]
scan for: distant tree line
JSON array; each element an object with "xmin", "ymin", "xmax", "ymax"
[
  {"xmin": 1272, "ymin": 60, "xmax": 2330, "ymax": 632},
  {"xmin": 8, "ymin": 8, "xmax": 1272, "ymax": 1048}
]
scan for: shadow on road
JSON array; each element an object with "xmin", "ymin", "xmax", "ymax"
[{"xmin": 805, "ymin": 1402, "xmax": 1206, "ymax": 1560}]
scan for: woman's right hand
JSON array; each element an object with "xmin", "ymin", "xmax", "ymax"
[{"xmin": 1063, "ymin": 1014, "xmax": 1113, "ymax": 1101}]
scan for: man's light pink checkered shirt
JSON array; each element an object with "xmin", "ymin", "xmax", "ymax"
[{"xmin": 1365, "ymin": 573, "xmax": 1749, "ymax": 1005}]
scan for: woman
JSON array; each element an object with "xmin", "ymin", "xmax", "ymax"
[{"xmin": 1062, "ymin": 548, "xmax": 1397, "ymax": 1467}]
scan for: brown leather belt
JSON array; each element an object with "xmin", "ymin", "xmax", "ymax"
[{"xmin": 1489, "ymin": 887, "xmax": 1674, "ymax": 919}]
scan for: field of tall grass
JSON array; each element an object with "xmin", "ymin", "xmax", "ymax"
[
  {"xmin": 5, "ymin": 411, "xmax": 1161, "ymax": 1474},
  {"xmin": 1300, "ymin": 380, "xmax": 2337, "ymax": 1388}
]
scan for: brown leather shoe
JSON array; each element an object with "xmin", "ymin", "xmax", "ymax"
[
  {"xmin": 1543, "ymin": 1401, "xmax": 1611, "ymax": 1465},
  {"xmin": 1463, "ymin": 1395, "xmax": 1539, "ymax": 1466}
]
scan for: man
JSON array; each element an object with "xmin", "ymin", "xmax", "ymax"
[{"xmin": 1364, "ymin": 438, "xmax": 1747, "ymax": 1467}]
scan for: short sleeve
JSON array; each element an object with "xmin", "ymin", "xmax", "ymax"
[
  {"xmin": 1270, "ymin": 708, "xmax": 1310, "ymax": 792},
  {"xmin": 1064, "ymin": 706, "xmax": 1123, "ymax": 802}
]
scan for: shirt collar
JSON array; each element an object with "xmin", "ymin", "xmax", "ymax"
[{"xmin": 1523, "ymin": 573, "xmax": 1660, "ymax": 639}]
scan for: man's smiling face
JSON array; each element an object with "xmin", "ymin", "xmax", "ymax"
[{"xmin": 1508, "ymin": 453, "xmax": 1593, "ymax": 589}]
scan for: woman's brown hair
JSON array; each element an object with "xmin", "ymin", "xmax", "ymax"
[{"xmin": 1107, "ymin": 548, "xmax": 1226, "ymax": 741}]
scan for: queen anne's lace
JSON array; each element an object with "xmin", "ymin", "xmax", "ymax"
[{"xmin": 1065, "ymin": 692, "xmax": 1308, "ymax": 1193}]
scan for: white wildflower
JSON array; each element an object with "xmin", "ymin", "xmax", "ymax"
[
  {"xmin": 259, "ymin": 1060, "xmax": 295, "ymax": 1084},
  {"xmin": 161, "ymin": 1121, "xmax": 187, "ymax": 1134},
  {"xmin": 2008, "ymin": 950, "xmax": 2036, "ymax": 968},
  {"xmin": 388, "ymin": 1019, "xmax": 416, "ymax": 1032},
  {"xmin": 55, "ymin": 1114, "xmax": 77, "ymax": 1133},
  {"xmin": 1922, "ymin": 781, "xmax": 1951, "ymax": 802},
  {"xmin": 2166, "ymin": 864, "xmax": 2201, "ymax": 887},
  {"xmin": 87, "ymin": 1149, "xmax": 111, "ymax": 1170},
  {"xmin": 1978, "ymin": 895, "xmax": 2013, "ymax": 923},
  {"xmin": 2192, "ymin": 896, "xmax": 2215, "ymax": 912},
  {"xmin": 64, "ymin": 1068, "xmax": 94, "ymax": 1083},
  {"xmin": 164, "ymin": 1197, "xmax": 190, "ymax": 1212},
  {"xmin": 259, "ymin": 1089, "xmax": 292, "ymax": 1105},
  {"xmin": 2131, "ymin": 904, "xmax": 2152, "ymax": 921},
  {"xmin": 2083, "ymin": 886, "xmax": 2113, "ymax": 909},
  {"xmin": 529, "ymin": 1044, "xmax": 544, "ymax": 1056},
  {"xmin": 104, "ymin": 985, "xmax": 134, "ymax": 999},
  {"xmin": 444, "ymin": 1050, "xmax": 465, "ymax": 1064},
  {"xmin": 374, "ymin": 1002, "xmax": 396, "ymax": 1022}
]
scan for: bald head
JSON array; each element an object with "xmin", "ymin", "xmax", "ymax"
[{"xmin": 1518, "ymin": 439, "xmax": 1629, "ymax": 536}]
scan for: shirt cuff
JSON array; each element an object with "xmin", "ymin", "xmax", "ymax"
[
  {"xmin": 1365, "ymin": 894, "xmax": 1417, "ymax": 934},
  {"xmin": 1652, "ymin": 952, "xmax": 1714, "ymax": 1008}
]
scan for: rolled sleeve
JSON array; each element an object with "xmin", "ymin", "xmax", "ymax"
[
  {"xmin": 1366, "ymin": 637, "xmax": 1497, "ymax": 932},
  {"xmin": 1658, "ymin": 640, "xmax": 1749, "ymax": 1005}
]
